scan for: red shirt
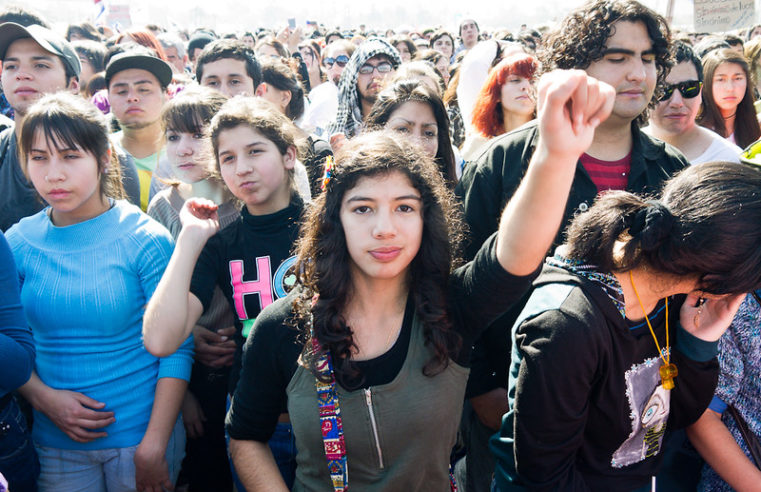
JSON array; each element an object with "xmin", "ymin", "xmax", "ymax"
[{"xmin": 579, "ymin": 152, "xmax": 631, "ymax": 193}]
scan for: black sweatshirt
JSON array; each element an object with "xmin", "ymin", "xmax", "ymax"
[{"xmin": 491, "ymin": 264, "xmax": 720, "ymax": 492}]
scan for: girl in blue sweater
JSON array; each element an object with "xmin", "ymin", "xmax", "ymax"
[{"xmin": 6, "ymin": 93, "xmax": 193, "ymax": 492}]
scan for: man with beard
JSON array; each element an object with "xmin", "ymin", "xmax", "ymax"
[
  {"xmin": 107, "ymin": 48, "xmax": 175, "ymax": 210},
  {"xmin": 326, "ymin": 38, "xmax": 400, "ymax": 140}
]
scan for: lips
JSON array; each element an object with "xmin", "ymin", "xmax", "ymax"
[
  {"xmin": 14, "ymin": 86, "xmax": 37, "ymax": 96},
  {"xmin": 239, "ymin": 181, "xmax": 258, "ymax": 191},
  {"xmin": 47, "ymin": 189, "xmax": 71, "ymax": 200},
  {"xmin": 369, "ymin": 247, "xmax": 402, "ymax": 262}
]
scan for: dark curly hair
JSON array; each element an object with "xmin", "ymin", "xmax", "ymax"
[
  {"xmin": 292, "ymin": 131, "xmax": 464, "ymax": 388},
  {"xmin": 540, "ymin": 0, "xmax": 673, "ymax": 127}
]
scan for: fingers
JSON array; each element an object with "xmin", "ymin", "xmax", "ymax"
[
  {"xmin": 74, "ymin": 392, "xmax": 108, "ymax": 409},
  {"xmin": 584, "ymin": 80, "xmax": 615, "ymax": 128},
  {"xmin": 186, "ymin": 198, "xmax": 219, "ymax": 220},
  {"xmin": 66, "ymin": 427, "xmax": 109, "ymax": 443}
]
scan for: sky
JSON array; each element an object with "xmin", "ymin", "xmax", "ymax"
[{"xmin": 22, "ymin": 0, "xmax": 748, "ymax": 35}]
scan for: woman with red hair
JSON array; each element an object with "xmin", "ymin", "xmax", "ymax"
[
  {"xmin": 116, "ymin": 29, "xmax": 168, "ymax": 61},
  {"xmin": 462, "ymin": 53, "xmax": 537, "ymax": 160}
]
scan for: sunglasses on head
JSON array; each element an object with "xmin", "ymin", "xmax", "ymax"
[
  {"xmin": 324, "ymin": 55, "xmax": 350, "ymax": 68},
  {"xmin": 659, "ymin": 80, "xmax": 702, "ymax": 102}
]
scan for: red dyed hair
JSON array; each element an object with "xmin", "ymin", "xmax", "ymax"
[
  {"xmin": 471, "ymin": 53, "xmax": 537, "ymax": 137},
  {"xmin": 116, "ymin": 29, "xmax": 168, "ymax": 61}
]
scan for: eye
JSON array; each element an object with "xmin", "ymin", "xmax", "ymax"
[
  {"xmin": 3, "ymin": 63, "xmax": 17, "ymax": 70},
  {"xmin": 642, "ymin": 54, "xmax": 656, "ymax": 63},
  {"xmin": 35, "ymin": 63, "xmax": 51, "ymax": 69},
  {"xmin": 139, "ymin": 87, "xmax": 151, "ymax": 94},
  {"xmin": 425, "ymin": 130, "xmax": 438, "ymax": 138},
  {"xmin": 115, "ymin": 90, "xmax": 128, "ymax": 96},
  {"xmin": 193, "ymin": 133, "xmax": 205, "ymax": 139},
  {"xmin": 230, "ymin": 79, "xmax": 241, "ymax": 85},
  {"xmin": 167, "ymin": 134, "xmax": 179, "ymax": 142},
  {"xmin": 248, "ymin": 148, "xmax": 262, "ymax": 155},
  {"xmin": 606, "ymin": 56, "xmax": 625, "ymax": 63},
  {"xmin": 205, "ymin": 80, "xmax": 219, "ymax": 87},
  {"xmin": 352, "ymin": 205, "xmax": 371, "ymax": 214},
  {"xmin": 221, "ymin": 154, "xmax": 234, "ymax": 164},
  {"xmin": 397, "ymin": 204, "xmax": 416, "ymax": 213},
  {"xmin": 393, "ymin": 126, "xmax": 409, "ymax": 134},
  {"xmin": 63, "ymin": 152, "xmax": 81, "ymax": 159}
]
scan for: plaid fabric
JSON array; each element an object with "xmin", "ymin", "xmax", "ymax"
[{"xmin": 326, "ymin": 38, "xmax": 401, "ymax": 139}]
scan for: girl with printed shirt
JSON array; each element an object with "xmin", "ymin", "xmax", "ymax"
[
  {"xmin": 146, "ymin": 86, "xmax": 238, "ymax": 491},
  {"xmin": 144, "ymin": 96, "xmax": 307, "ymax": 487},
  {"xmin": 7, "ymin": 93, "xmax": 192, "ymax": 492},
  {"xmin": 219, "ymin": 71, "xmax": 615, "ymax": 491}
]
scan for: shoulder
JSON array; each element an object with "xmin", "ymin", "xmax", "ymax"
[
  {"xmin": 459, "ymin": 122, "xmax": 538, "ymax": 188},
  {"xmin": 636, "ymin": 127, "xmax": 689, "ymax": 169},
  {"xmin": 248, "ymin": 295, "xmax": 303, "ymax": 349},
  {"xmin": 114, "ymin": 200, "xmax": 174, "ymax": 250},
  {"xmin": 5, "ymin": 210, "xmax": 48, "ymax": 247}
]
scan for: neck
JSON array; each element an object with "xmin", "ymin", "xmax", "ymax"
[
  {"xmin": 120, "ymin": 121, "xmax": 163, "ymax": 159},
  {"xmin": 502, "ymin": 109, "xmax": 532, "ymax": 134},
  {"xmin": 614, "ymin": 266, "xmax": 689, "ymax": 321},
  {"xmin": 347, "ymin": 272, "xmax": 408, "ymax": 322},
  {"xmin": 13, "ymin": 113, "xmax": 25, "ymax": 138},
  {"xmin": 585, "ymin": 118, "xmax": 634, "ymax": 161},
  {"xmin": 721, "ymin": 111, "xmax": 736, "ymax": 136},
  {"xmin": 649, "ymin": 123, "xmax": 705, "ymax": 160},
  {"xmin": 50, "ymin": 196, "xmax": 111, "ymax": 227},
  {"xmin": 360, "ymin": 99, "xmax": 374, "ymax": 122}
]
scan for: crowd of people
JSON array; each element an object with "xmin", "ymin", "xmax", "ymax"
[{"xmin": 2, "ymin": 1, "xmax": 761, "ymax": 491}]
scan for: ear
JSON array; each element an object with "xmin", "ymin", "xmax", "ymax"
[
  {"xmin": 68, "ymin": 76, "xmax": 80, "ymax": 95},
  {"xmin": 282, "ymin": 145, "xmax": 296, "ymax": 170},
  {"xmin": 255, "ymin": 83, "xmax": 268, "ymax": 97},
  {"xmin": 279, "ymin": 88, "xmax": 292, "ymax": 110},
  {"xmin": 100, "ymin": 148, "xmax": 112, "ymax": 173}
]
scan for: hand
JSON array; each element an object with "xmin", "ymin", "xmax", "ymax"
[
  {"xmin": 182, "ymin": 391, "xmax": 206, "ymax": 439},
  {"xmin": 39, "ymin": 389, "xmax": 115, "ymax": 443},
  {"xmin": 535, "ymin": 69, "xmax": 615, "ymax": 162},
  {"xmin": 135, "ymin": 440, "xmax": 173, "ymax": 492},
  {"xmin": 680, "ymin": 292, "xmax": 746, "ymax": 342},
  {"xmin": 179, "ymin": 198, "xmax": 219, "ymax": 242},
  {"xmin": 192, "ymin": 325, "xmax": 236, "ymax": 368}
]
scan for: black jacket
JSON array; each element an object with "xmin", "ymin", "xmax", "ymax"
[
  {"xmin": 455, "ymin": 121, "xmax": 689, "ymax": 398},
  {"xmin": 491, "ymin": 263, "xmax": 719, "ymax": 491}
]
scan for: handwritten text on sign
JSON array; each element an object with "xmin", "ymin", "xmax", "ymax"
[{"xmin": 694, "ymin": 0, "xmax": 755, "ymax": 32}]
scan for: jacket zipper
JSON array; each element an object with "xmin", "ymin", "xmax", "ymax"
[{"xmin": 364, "ymin": 388, "xmax": 384, "ymax": 469}]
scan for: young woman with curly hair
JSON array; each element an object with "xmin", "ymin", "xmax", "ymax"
[
  {"xmin": 462, "ymin": 53, "xmax": 538, "ymax": 160},
  {"xmin": 222, "ymin": 69, "xmax": 615, "ymax": 491}
]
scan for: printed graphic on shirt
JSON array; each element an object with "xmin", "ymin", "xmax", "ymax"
[
  {"xmin": 611, "ymin": 355, "xmax": 671, "ymax": 468},
  {"xmin": 229, "ymin": 255, "xmax": 297, "ymax": 337}
]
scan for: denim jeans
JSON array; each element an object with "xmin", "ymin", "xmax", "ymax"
[
  {"xmin": 0, "ymin": 395, "xmax": 39, "ymax": 492},
  {"xmin": 229, "ymin": 422, "xmax": 297, "ymax": 491},
  {"xmin": 35, "ymin": 417, "xmax": 185, "ymax": 492}
]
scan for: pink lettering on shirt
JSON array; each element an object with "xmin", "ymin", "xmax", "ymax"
[{"xmin": 229, "ymin": 257, "xmax": 273, "ymax": 319}]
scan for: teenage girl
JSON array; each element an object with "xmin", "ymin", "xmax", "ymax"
[
  {"xmin": 146, "ymin": 86, "xmax": 238, "ymax": 491},
  {"xmin": 6, "ymin": 93, "xmax": 192, "ymax": 492},
  {"xmin": 216, "ymin": 71, "xmax": 612, "ymax": 490},
  {"xmin": 144, "ymin": 96, "xmax": 308, "ymax": 487}
]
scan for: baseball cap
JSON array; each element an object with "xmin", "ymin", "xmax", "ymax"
[
  {"xmin": 105, "ymin": 51, "xmax": 173, "ymax": 88},
  {"xmin": 0, "ymin": 22, "xmax": 81, "ymax": 76}
]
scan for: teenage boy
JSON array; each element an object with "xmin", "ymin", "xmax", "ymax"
[
  {"xmin": 107, "ymin": 48, "xmax": 174, "ymax": 211},
  {"xmin": 455, "ymin": 1, "xmax": 690, "ymax": 490},
  {"xmin": 196, "ymin": 39, "xmax": 261, "ymax": 98},
  {"xmin": 0, "ymin": 22, "xmax": 80, "ymax": 231}
]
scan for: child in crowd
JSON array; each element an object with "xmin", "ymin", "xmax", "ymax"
[
  {"xmin": 144, "ymin": 97, "xmax": 309, "ymax": 487},
  {"xmin": 146, "ymin": 86, "xmax": 238, "ymax": 491},
  {"xmin": 6, "ymin": 93, "xmax": 193, "ymax": 492}
]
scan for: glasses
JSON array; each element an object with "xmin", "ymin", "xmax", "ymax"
[
  {"xmin": 659, "ymin": 80, "xmax": 702, "ymax": 102},
  {"xmin": 358, "ymin": 61, "xmax": 393, "ymax": 75},
  {"xmin": 324, "ymin": 55, "xmax": 350, "ymax": 68}
]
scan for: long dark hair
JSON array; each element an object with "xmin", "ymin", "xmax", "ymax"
[
  {"xmin": 697, "ymin": 48, "xmax": 760, "ymax": 149},
  {"xmin": 564, "ymin": 161, "xmax": 761, "ymax": 295},
  {"xmin": 365, "ymin": 79, "xmax": 458, "ymax": 189},
  {"xmin": 292, "ymin": 131, "xmax": 464, "ymax": 388}
]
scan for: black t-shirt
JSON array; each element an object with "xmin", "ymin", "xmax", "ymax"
[
  {"xmin": 190, "ymin": 197, "xmax": 304, "ymax": 393},
  {"xmin": 226, "ymin": 232, "xmax": 539, "ymax": 442}
]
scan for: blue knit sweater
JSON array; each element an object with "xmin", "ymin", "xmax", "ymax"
[{"xmin": 6, "ymin": 200, "xmax": 193, "ymax": 450}]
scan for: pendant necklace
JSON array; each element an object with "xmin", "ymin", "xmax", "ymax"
[{"xmin": 629, "ymin": 271, "xmax": 678, "ymax": 390}]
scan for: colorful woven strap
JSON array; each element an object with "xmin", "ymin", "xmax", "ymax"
[{"xmin": 311, "ymin": 317, "xmax": 348, "ymax": 491}]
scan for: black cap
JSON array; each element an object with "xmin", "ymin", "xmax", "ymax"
[
  {"xmin": 0, "ymin": 23, "xmax": 81, "ymax": 76},
  {"xmin": 105, "ymin": 51, "xmax": 173, "ymax": 87}
]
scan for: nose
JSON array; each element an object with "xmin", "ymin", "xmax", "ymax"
[
  {"xmin": 668, "ymin": 89, "xmax": 684, "ymax": 107},
  {"xmin": 177, "ymin": 136, "xmax": 193, "ymax": 156},
  {"xmin": 235, "ymin": 159, "xmax": 252, "ymax": 177},
  {"xmin": 15, "ymin": 68, "xmax": 32, "ymax": 80},
  {"xmin": 46, "ymin": 160, "xmax": 66, "ymax": 182},
  {"xmin": 372, "ymin": 208, "xmax": 396, "ymax": 238},
  {"xmin": 627, "ymin": 59, "xmax": 647, "ymax": 82},
  {"xmin": 126, "ymin": 89, "xmax": 139, "ymax": 103}
]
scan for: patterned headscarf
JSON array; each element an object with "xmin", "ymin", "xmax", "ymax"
[{"xmin": 326, "ymin": 38, "xmax": 401, "ymax": 139}]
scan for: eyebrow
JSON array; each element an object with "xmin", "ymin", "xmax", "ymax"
[
  {"xmin": 388, "ymin": 117, "xmax": 437, "ymax": 127},
  {"xmin": 602, "ymin": 47, "xmax": 655, "ymax": 56},
  {"xmin": 346, "ymin": 194, "xmax": 422, "ymax": 202},
  {"xmin": 111, "ymin": 79, "xmax": 156, "ymax": 88}
]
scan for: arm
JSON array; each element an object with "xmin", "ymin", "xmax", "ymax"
[
  {"xmin": 19, "ymin": 371, "xmax": 115, "ymax": 443},
  {"xmin": 143, "ymin": 198, "xmax": 220, "ymax": 357},
  {"xmin": 230, "ymin": 438, "xmax": 289, "ymax": 491},
  {"xmin": 687, "ymin": 408, "xmax": 761, "ymax": 492},
  {"xmin": 134, "ymin": 377, "xmax": 188, "ymax": 492},
  {"xmin": 494, "ymin": 70, "xmax": 615, "ymax": 275}
]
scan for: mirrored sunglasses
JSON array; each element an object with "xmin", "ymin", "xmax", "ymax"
[
  {"xmin": 659, "ymin": 80, "xmax": 702, "ymax": 102},
  {"xmin": 324, "ymin": 55, "xmax": 350, "ymax": 68}
]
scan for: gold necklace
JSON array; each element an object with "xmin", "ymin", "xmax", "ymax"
[{"xmin": 629, "ymin": 271, "xmax": 678, "ymax": 390}]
